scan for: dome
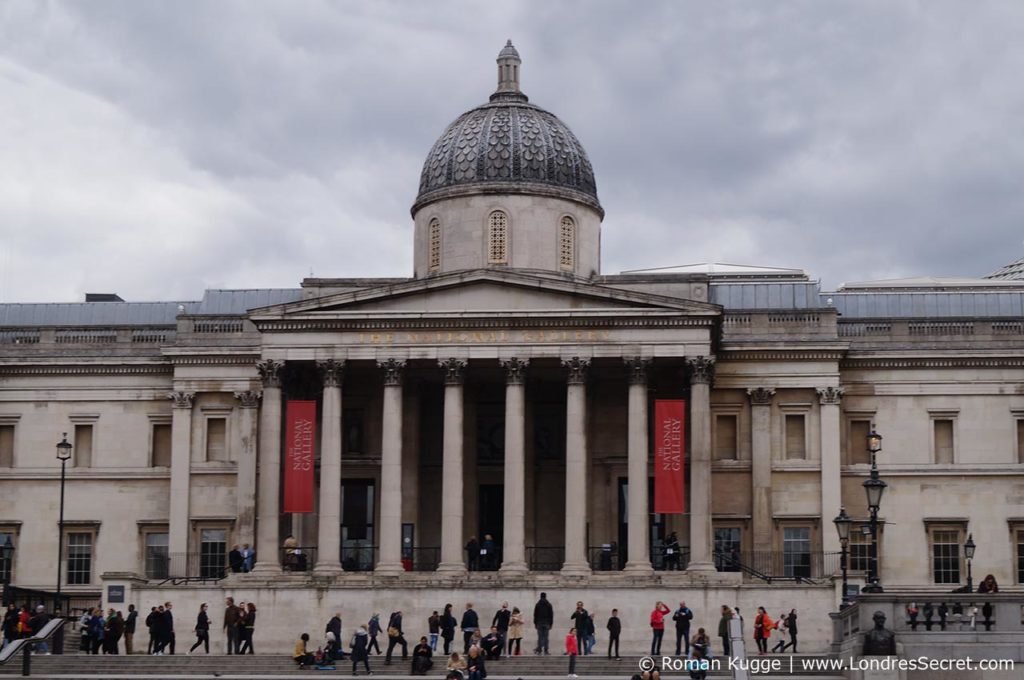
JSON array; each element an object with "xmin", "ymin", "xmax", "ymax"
[{"xmin": 412, "ymin": 43, "xmax": 602, "ymax": 218}]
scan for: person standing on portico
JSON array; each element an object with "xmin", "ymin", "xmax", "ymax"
[{"xmin": 533, "ymin": 592, "xmax": 553, "ymax": 655}]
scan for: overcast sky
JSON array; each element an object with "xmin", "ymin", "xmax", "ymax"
[{"xmin": 2, "ymin": 1, "xmax": 1023, "ymax": 303}]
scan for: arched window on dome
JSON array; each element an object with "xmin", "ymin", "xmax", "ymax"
[
  {"xmin": 559, "ymin": 215, "xmax": 575, "ymax": 271},
  {"xmin": 488, "ymin": 210, "xmax": 508, "ymax": 264},
  {"xmin": 428, "ymin": 218, "xmax": 441, "ymax": 271}
]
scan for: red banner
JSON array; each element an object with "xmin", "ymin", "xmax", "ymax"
[
  {"xmin": 284, "ymin": 400, "xmax": 317, "ymax": 513},
  {"xmin": 654, "ymin": 399, "xmax": 686, "ymax": 514}
]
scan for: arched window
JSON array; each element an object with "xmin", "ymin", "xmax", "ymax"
[
  {"xmin": 428, "ymin": 218, "xmax": 441, "ymax": 271},
  {"xmin": 559, "ymin": 215, "xmax": 575, "ymax": 270},
  {"xmin": 488, "ymin": 210, "xmax": 508, "ymax": 264}
]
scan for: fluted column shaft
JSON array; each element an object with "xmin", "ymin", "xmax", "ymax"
[
  {"xmin": 376, "ymin": 359, "xmax": 406, "ymax": 575},
  {"xmin": 686, "ymin": 356, "xmax": 716, "ymax": 572},
  {"xmin": 748, "ymin": 388, "xmax": 775, "ymax": 554},
  {"xmin": 168, "ymin": 391, "xmax": 194, "ymax": 558},
  {"xmin": 316, "ymin": 360, "xmax": 345, "ymax": 573},
  {"xmin": 253, "ymin": 359, "xmax": 283, "ymax": 573},
  {"xmin": 818, "ymin": 387, "xmax": 844, "ymax": 554},
  {"xmin": 233, "ymin": 390, "xmax": 261, "ymax": 548},
  {"xmin": 438, "ymin": 359, "xmax": 466, "ymax": 573},
  {"xmin": 624, "ymin": 358, "xmax": 652, "ymax": 572},
  {"xmin": 561, "ymin": 357, "xmax": 590, "ymax": 575},
  {"xmin": 501, "ymin": 358, "xmax": 529, "ymax": 573}
]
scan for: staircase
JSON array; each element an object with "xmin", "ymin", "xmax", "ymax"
[{"xmin": 0, "ymin": 652, "xmax": 846, "ymax": 679}]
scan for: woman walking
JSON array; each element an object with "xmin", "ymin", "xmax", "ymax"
[
  {"xmin": 350, "ymin": 624, "xmax": 372, "ymax": 676},
  {"xmin": 238, "ymin": 603, "xmax": 256, "ymax": 654},
  {"xmin": 782, "ymin": 609, "xmax": 797, "ymax": 653},
  {"xmin": 718, "ymin": 606, "xmax": 733, "ymax": 657},
  {"xmin": 753, "ymin": 607, "xmax": 772, "ymax": 655},
  {"xmin": 367, "ymin": 613, "xmax": 382, "ymax": 655},
  {"xmin": 507, "ymin": 607, "xmax": 524, "ymax": 656},
  {"xmin": 649, "ymin": 601, "xmax": 670, "ymax": 655},
  {"xmin": 441, "ymin": 604, "xmax": 457, "ymax": 655},
  {"xmin": 189, "ymin": 603, "xmax": 210, "ymax": 654}
]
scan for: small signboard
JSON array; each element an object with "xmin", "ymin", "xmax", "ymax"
[{"xmin": 107, "ymin": 585, "xmax": 125, "ymax": 603}]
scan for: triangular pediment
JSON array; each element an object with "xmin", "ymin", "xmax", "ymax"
[{"xmin": 249, "ymin": 269, "xmax": 720, "ymax": 320}]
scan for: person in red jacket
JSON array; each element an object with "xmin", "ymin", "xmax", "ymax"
[
  {"xmin": 753, "ymin": 607, "xmax": 774, "ymax": 655},
  {"xmin": 649, "ymin": 601, "xmax": 670, "ymax": 655},
  {"xmin": 565, "ymin": 627, "xmax": 578, "ymax": 678}
]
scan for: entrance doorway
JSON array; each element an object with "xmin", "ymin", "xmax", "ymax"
[
  {"xmin": 341, "ymin": 479, "xmax": 375, "ymax": 570},
  {"xmin": 478, "ymin": 484, "xmax": 504, "ymax": 569},
  {"xmin": 618, "ymin": 477, "xmax": 665, "ymax": 568}
]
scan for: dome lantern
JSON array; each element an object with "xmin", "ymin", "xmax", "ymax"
[{"xmin": 493, "ymin": 40, "xmax": 526, "ymax": 102}]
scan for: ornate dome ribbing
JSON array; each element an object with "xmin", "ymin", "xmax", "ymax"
[{"xmin": 412, "ymin": 42, "xmax": 602, "ymax": 217}]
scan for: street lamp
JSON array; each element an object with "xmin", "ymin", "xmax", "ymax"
[
  {"xmin": 964, "ymin": 533, "xmax": 976, "ymax": 593},
  {"xmin": 55, "ymin": 435, "xmax": 73, "ymax": 604},
  {"xmin": 833, "ymin": 507, "xmax": 852, "ymax": 607},
  {"xmin": 862, "ymin": 430, "xmax": 887, "ymax": 593}
]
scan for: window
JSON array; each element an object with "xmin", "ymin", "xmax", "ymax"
[
  {"xmin": 0, "ymin": 532, "xmax": 14, "ymax": 583},
  {"xmin": 848, "ymin": 525, "xmax": 872, "ymax": 572},
  {"xmin": 144, "ymin": 532, "xmax": 169, "ymax": 579},
  {"xmin": 782, "ymin": 526, "xmax": 811, "ymax": 578},
  {"xmin": 0, "ymin": 425, "xmax": 12, "ymax": 467},
  {"xmin": 714, "ymin": 414, "xmax": 738, "ymax": 460},
  {"xmin": 785, "ymin": 414, "xmax": 806, "ymax": 460},
  {"xmin": 199, "ymin": 529, "xmax": 227, "ymax": 578},
  {"xmin": 933, "ymin": 419, "xmax": 954, "ymax": 464},
  {"xmin": 1017, "ymin": 419, "xmax": 1024, "ymax": 464},
  {"xmin": 343, "ymin": 408, "xmax": 365, "ymax": 455},
  {"xmin": 1015, "ymin": 529, "xmax": 1024, "ymax": 585},
  {"xmin": 66, "ymin": 532, "xmax": 93, "ymax": 584},
  {"xmin": 931, "ymin": 527, "xmax": 962, "ymax": 584},
  {"xmin": 151, "ymin": 423, "xmax": 172, "ymax": 467},
  {"xmin": 74, "ymin": 424, "xmax": 93, "ymax": 468},
  {"xmin": 847, "ymin": 419, "xmax": 872, "ymax": 465},
  {"xmin": 714, "ymin": 527, "xmax": 742, "ymax": 571},
  {"xmin": 428, "ymin": 218, "xmax": 441, "ymax": 271},
  {"xmin": 205, "ymin": 418, "xmax": 228, "ymax": 462},
  {"xmin": 559, "ymin": 215, "xmax": 575, "ymax": 270},
  {"xmin": 487, "ymin": 210, "xmax": 508, "ymax": 264}
]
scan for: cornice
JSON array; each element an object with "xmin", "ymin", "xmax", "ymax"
[
  {"xmin": 166, "ymin": 354, "xmax": 260, "ymax": 366},
  {"xmin": 0, "ymin": 364, "xmax": 172, "ymax": 376},
  {"xmin": 253, "ymin": 316, "xmax": 716, "ymax": 333},
  {"xmin": 720, "ymin": 349, "xmax": 846, "ymax": 362},
  {"xmin": 842, "ymin": 356, "xmax": 1024, "ymax": 369}
]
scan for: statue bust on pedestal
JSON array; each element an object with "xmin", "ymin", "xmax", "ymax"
[{"xmin": 863, "ymin": 610, "xmax": 897, "ymax": 656}]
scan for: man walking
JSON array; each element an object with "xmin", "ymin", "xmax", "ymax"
[
  {"xmin": 533, "ymin": 592, "xmax": 552, "ymax": 655},
  {"xmin": 673, "ymin": 600, "xmax": 693, "ymax": 656},
  {"xmin": 124, "ymin": 605, "xmax": 137, "ymax": 655},
  {"xmin": 384, "ymin": 610, "xmax": 407, "ymax": 664},
  {"xmin": 570, "ymin": 602, "xmax": 590, "ymax": 656},
  {"xmin": 460, "ymin": 602, "xmax": 479, "ymax": 654},
  {"xmin": 224, "ymin": 598, "xmax": 240, "ymax": 654},
  {"xmin": 606, "ymin": 609, "xmax": 621, "ymax": 660},
  {"xmin": 163, "ymin": 602, "xmax": 175, "ymax": 654}
]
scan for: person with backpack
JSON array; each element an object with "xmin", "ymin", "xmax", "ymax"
[
  {"xmin": 350, "ymin": 624, "xmax": 371, "ymax": 676},
  {"xmin": 673, "ymin": 601, "xmax": 694, "ymax": 656}
]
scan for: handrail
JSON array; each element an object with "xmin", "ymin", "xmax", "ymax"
[
  {"xmin": 714, "ymin": 549, "xmax": 775, "ymax": 583},
  {"xmin": 0, "ymin": 616, "xmax": 65, "ymax": 675}
]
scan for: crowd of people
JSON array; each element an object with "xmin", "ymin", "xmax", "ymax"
[{"xmin": 1, "ymin": 604, "xmax": 53, "ymax": 654}]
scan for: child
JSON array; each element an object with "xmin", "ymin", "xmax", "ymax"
[{"xmin": 566, "ymin": 627, "xmax": 578, "ymax": 678}]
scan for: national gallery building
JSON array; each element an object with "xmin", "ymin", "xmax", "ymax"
[{"xmin": 2, "ymin": 43, "xmax": 1023, "ymax": 652}]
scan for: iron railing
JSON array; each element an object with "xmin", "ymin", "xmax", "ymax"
[
  {"xmin": 155, "ymin": 553, "xmax": 230, "ymax": 584},
  {"xmin": 341, "ymin": 544, "xmax": 377, "ymax": 572},
  {"xmin": 526, "ymin": 546, "xmax": 564, "ymax": 571},
  {"xmin": 281, "ymin": 546, "xmax": 317, "ymax": 572},
  {"xmin": 467, "ymin": 545, "xmax": 502, "ymax": 571},
  {"xmin": 713, "ymin": 550, "xmax": 840, "ymax": 582},
  {"xmin": 651, "ymin": 545, "xmax": 690, "ymax": 571},
  {"xmin": 403, "ymin": 547, "xmax": 440, "ymax": 572}
]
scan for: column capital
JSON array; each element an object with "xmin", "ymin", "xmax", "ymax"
[
  {"xmin": 817, "ymin": 386, "xmax": 845, "ymax": 405},
  {"xmin": 624, "ymin": 357, "xmax": 651, "ymax": 385},
  {"xmin": 685, "ymin": 355, "xmax": 716, "ymax": 386},
  {"xmin": 562, "ymin": 356, "xmax": 590, "ymax": 385},
  {"xmin": 439, "ymin": 358, "xmax": 467, "ymax": 385},
  {"xmin": 168, "ymin": 391, "xmax": 195, "ymax": 409},
  {"xmin": 233, "ymin": 390, "xmax": 262, "ymax": 409},
  {"xmin": 500, "ymin": 357, "xmax": 529, "ymax": 384},
  {"xmin": 317, "ymin": 359, "xmax": 346, "ymax": 388},
  {"xmin": 377, "ymin": 358, "xmax": 406, "ymax": 386},
  {"xmin": 747, "ymin": 387, "xmax": 776, "ymax": 406},
  {"xmin": 256, "ymin": 359, "xmax": 284, "ymax": 388}
]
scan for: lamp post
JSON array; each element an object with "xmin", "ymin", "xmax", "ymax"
[
  {"xmin": 862, "ymin": 430, "xmax": 886, "ymax": 593},
  {"xmin": 964, "ymin": 533, "xmax": 976, "ymax": 593},
  {"xmin": 833, "ymin": 507, "xmax": 852, "ymax": 607},
  {"xmin": 55, "ymin": 435, "xmax": 73, "ymax": 604}
]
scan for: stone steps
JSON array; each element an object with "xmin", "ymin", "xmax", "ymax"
[{"xmin": 0, "ymin": 653, "xmax": 844, "ymax": 678}]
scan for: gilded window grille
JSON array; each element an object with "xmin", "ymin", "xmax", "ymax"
[
  {"xmin": 559, "ymin": 215, "xmax": 575, "ymax": 269},
  {"xmin": 488, "ymin": 211, "xmax": 508, "ymax": 264},
  {"xmin": 428, "ymin": 219, "xmax": 441, "ymax": 271}
]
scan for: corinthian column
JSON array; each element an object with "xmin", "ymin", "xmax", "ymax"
[
  {"xmin": 233, "ymin": 389, "xmax": 261, "ymax": 549},
  {"xmin": 561, "ymin": 357, "xmax": 591, "ymax": 575},
  {"xmin": 376, "ymin": 359, "xmax": 406, "ymax": 575},
  {"xmin": 253, "ymin": 359, "xmax": 283, "ymax": 573},
  {"xmin": 500, "ymin": 358, "xmax": 529, "ymax": 574},
  {"xmin": 168, "ymin": 391, "xmax": 195, "ymax": 561},
  {"xmin": 747, "ymin": 387, "xmax": 775, "ymax": 554},
  {"xmin": 624, "ymin": 357, "xmax": 653, "ymax": 573},
  {"xmin": 315, "ymin": 360, "xmax": 345, "ymax": 574},
  {"xmin": 818, "ymin": 386, "xmax": 844, "ymax": 554},
  {"xmin": 437, "ymin": 358, "xmax": 467, "ymax": 574},
  {"xmin": 686, "ymin": 356, "xmax": 717, "ymax": 572}
]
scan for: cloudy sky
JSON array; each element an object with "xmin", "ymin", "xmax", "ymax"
[{"xmin": 2, "ymin": 1, "xmax": 1023, "ymax": 302}]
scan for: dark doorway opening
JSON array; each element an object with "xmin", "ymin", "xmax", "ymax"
[
  {"xmin": 478, "ymin": 484, "xmax": 504, "ymax": 569},
  {"xmin": 341, "ymin": 479, "xmax": 375, "ymax": 570},
  {"xmin": 618, "ymin": 476, "xmax": 665, "ymax": 568}
]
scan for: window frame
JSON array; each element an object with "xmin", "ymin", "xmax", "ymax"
[
  {"xmin": 0, "ymin": 415, "xmax": 19, "ymax": 468},
  {"xmin": 192, "ymin": 522, "xmax": 232, "ymax": 579},
  {"xmin": 69, "ymin": 415, "xmax": 99, "ymax": 468},
  {"xmin": 64, "ymin": 527, "xmax": 99, "ymax": 586},
  {"xmin": 780, "ymin": 524, "xmax": 814, "ymax": 578},
  {"xmin": 140, "ymin": 525, "xmax": 170, "ymax": 580},
  {"xmin": 928, "ymin": 410, "xmax": 959, "ymax": 465},
  {"xmin": 0, "ymin": 524, "xmax": 20, "ymax": 584},
  {"xmin": 712, "ymin": 412, "xmax": 739, "ymax": 461},
  {"xmin": 558, "ymin": 214, "xmax": 576, "ymax": 271},
  {"xmin": 487, "ymin": 209, "xmax": 509, "ymax": 265},
  {"xmin": 428, "ymin": 217, "xmax": 442, "ymax": 272},
  {"xmin": 148, "ymin": 414, "xmax": 172, "ymax": 468},
  {"xmin": 1012, "ymin": 411, "xmax": 1024, "ymax": 465},
  {"xmin": 782, "ymin": 411, "xmax": 808, "ymax": 461},
  {"xmin": 925, "ymin": 521, "xmax": 965, "ymax": 585},
  {"xmin": 1011, "ymin": 523, "xmax": 1024, "ymax": 585}
]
